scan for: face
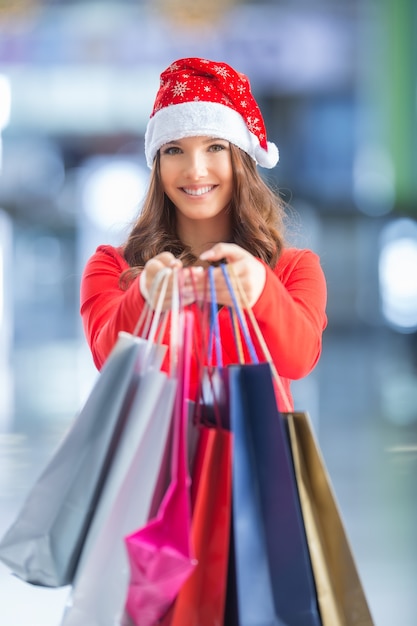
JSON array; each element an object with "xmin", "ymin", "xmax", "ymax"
[{"xmin": 159, "ymin": 136, "xmax": 234, "ymax": 228}]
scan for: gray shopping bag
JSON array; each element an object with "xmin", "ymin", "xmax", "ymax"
[
  {"xmin": 0, "ymin": 332, "xmax": 145, "ymax": 587},
  {"xmin": 60, "ymin": 369, "xmax": 176, "ymax": 626}
]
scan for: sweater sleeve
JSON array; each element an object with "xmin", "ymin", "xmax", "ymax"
[
  {"xmin": 80, "ymin": 245, "xmax": 147, "ymax": 369},
  {"xmin": 250, "ymin": 248, "xmax": 327, "ymax": 380}
]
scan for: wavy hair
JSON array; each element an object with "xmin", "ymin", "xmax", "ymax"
[{"xmin": 121, "ymin": 143, "xmax": 287, "ymax": 285}]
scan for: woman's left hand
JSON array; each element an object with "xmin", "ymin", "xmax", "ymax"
[{"xmin": 186, "ymin": 243, "xmax": 266, "ymax": 308}]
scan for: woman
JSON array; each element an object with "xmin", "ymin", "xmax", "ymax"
[{"xmin": 80, "ymin": 57, "xmax": 327, "ymax": 409}]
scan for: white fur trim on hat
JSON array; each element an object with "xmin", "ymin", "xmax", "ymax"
[{"xmin": 145, "ymin": 101, "xmax": 279, "ymax": 169}]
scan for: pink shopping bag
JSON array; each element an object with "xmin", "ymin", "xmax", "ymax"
[{"xmin": 124, "ymin": 310, "xmax": 196, "ymax": 626}]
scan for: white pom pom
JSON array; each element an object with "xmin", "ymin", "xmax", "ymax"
[{"xmin": 254, "ymin": 141, "xmax": 279, "ymax": 169}]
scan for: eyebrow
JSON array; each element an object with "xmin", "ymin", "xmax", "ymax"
[{"xmin": 164, "ymin": 137, "xmax": 227, "ymax": 146}]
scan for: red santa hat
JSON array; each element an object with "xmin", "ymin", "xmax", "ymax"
[{"xmin": 145, "ymin": 57, "xmax": 279, "ymax": 169}]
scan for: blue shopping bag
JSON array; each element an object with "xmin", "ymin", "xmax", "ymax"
[{"xmin": 229, "ymin": 361, "xmax": 322, "ymax": 626}]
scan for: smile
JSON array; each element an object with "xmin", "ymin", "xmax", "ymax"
[{"xmin": 182, "ymin": 186, "xmax": 215, "ymax": 196}]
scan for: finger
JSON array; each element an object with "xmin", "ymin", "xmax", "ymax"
[
  {"xmin": 144, "ymin": 259, "xmax": 164, "ymax": 278},
  {"xmin": 182, "ymin": 266, "xmax": 205, "ymax": 291},
  {"xmin": 145, "ymin": 253, "xmax": 179, "ymax": 282},
  {"xmin": 206, "ymin": 261, "xmax": 264, "ymax": 308},
  {"xmin": 145, "ymin": 254, "xmax": 179, "ymax": 276},
  {"xmin": 199, "ymin": 242, "xmax": 245, "ymax": 264},
  {"xmin": 199, "ymin": 265, "xmax": 233, "ymax": 307},
  {"xmin": 154, "ymin": 251, "xmax": 178, "ymax": 265},
  {"xmin": 146, "ymin": 270, "xmax": 174, "ymax": 309}
]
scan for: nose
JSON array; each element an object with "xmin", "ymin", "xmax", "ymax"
[{"xmin": 184, "ymin": 150, "xmax": 208, "ymax": 179}]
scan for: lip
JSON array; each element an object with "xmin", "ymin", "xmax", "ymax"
[{"xmin": 181, "ymin": 185, "xmax": 216, "ymax": 196}]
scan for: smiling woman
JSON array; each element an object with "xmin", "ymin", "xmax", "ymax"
[
  {"xmin": 159, "ymin": 136, "xmax": 234, "ymax": 243},
  {"xmin": 80, "ymin": 56, "xmax": 328, "ymax": 409}
]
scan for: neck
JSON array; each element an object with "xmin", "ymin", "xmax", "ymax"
[{"xmin": 177, "ymin": 216, "xmax": 232, "ymax": 258}]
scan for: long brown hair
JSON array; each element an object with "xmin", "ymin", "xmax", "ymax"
[{"xmin": 122, "ymin": 143, "xmax": 287, "ymax": 284}]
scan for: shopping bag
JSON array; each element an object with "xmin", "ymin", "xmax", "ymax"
[
  {"xmin": 158, "ymin": 267, "xmax": 232, "ymax": 625},
  {"xmin": 60, "ymin": 268, "xmax": 178, "ymax": 625},
  {"xmin": 199, "ymin": 265, "xmax": 320, "ymax": 624},
  {"xmin": 124, "ymin": 311, "xmax": 196, "ymax": 626},
  {"xmin": 286, "ymin": 412, "xmax": 375, "ymax": 626},
  {"xmin": 169, "ymin": 425, "xmax": 232, "ymax": 626},
  {"xmin": 229, "ymin": 362, "xmax": 322, "ymax": 626},
  {"xmin": 0, "ymin": 331, "xmax": 144, "ymax": 587},
  {"xmin": 60, "ymin": 368, "xmax": 176, "ymax": 626}
]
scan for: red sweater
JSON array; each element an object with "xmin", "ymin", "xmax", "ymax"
[{"xmin": 80, "ymin": 245, "xmax": 327, "ymax": 410}]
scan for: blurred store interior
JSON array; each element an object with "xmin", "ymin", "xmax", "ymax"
[{"xmin": 0, "ymin": 0, "xmax": 416, "ymax": 624}]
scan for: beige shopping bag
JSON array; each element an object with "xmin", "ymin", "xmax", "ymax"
[{"xmin": 285, "ymin": 412, "xmax": 374, "ymax": 626}]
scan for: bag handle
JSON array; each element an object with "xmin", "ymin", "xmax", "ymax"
[
  {"xmin": 225, "ymin": 263, "xmax": 293, "ymax": 413},
  {"xmin": 169, "ymin": 268, "xmax": 194, "ymax": 481},
  {"xmin": 230, "ymin": 305, "xmax": 245, "ymax": 365},
  {"xmin": 133, "ymin": 267, "xmax": 173, "ymax": 372},
  {"xmin": 185, "ymin": 267, "xmax": 224, "ymax": 429},
  {"xmin": 220, "ymin": 264, "xmax": 258, "ymax": 364},
  {"xmin": 208, "ymin": 265, "xmax": 223, "ymax": 368},
  {"xmin": 133, "ymin": 267, "xmax": 170, "ymax": 338}
]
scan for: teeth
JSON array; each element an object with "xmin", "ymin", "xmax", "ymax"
[{"xmin": 183, "ymin": 186, "xmax": 213, "ymax": 196}]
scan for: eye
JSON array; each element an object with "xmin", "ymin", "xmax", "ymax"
[
  {"xmin": 162, "ymin": 145, "xmax": 182, "ymax": 155},
  {"xmin": 208, "ymin": 142, "xmax": 228, "ymax": 152}
]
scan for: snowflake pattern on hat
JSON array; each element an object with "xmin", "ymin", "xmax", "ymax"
[{"xmin": 144, "ymin": 57, "xmax": 279, "ymax": 168}]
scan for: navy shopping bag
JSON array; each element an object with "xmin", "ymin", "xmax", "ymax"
[{"xmin": 229, "ymin": 361, "xmax": 322, "ymax": 626}]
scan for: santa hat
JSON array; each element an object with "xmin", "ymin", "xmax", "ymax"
[{"xmin": 145, "ymin": 57, "xmax": 279, "ymax": 169}]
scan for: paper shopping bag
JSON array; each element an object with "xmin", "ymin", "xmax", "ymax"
[
  {"xmin": 229, "ymin": 363, "xmax": 322, "ymax": 626},
  {"xmin": 60, "ymin": 369, "xmax": 176, "ymax": 626},
  {"xmin": 124, "ymin": 312, "xmax": 196, "ymax": 626},
  {"xmin": 0, "ymin": 331, "xmax": 144, "ymax": 587},
  {"xmin": 168, "ymin": 425, "xmax": 232, "ymax": 626},
  {"xmin": 286, "ymin": 412, "xmax": 375, "ymax": 626}
]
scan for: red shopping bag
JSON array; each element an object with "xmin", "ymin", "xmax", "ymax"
[{"xmin": 167, "ymin": 425, "xmax": 232, "ymax": 626}]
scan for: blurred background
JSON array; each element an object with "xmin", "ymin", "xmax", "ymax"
[{"xmin": 0, "ymin": 0, "xmax": 416, "ymax": 624}]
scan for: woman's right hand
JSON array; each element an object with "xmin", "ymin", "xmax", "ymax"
[
  {"xmin": 139, "ymin": 252, "xmax": 181, "ymax": 310},
  {"xmin": 140, "ymin": 252, "xmax": 204, "ymax": 309}
]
